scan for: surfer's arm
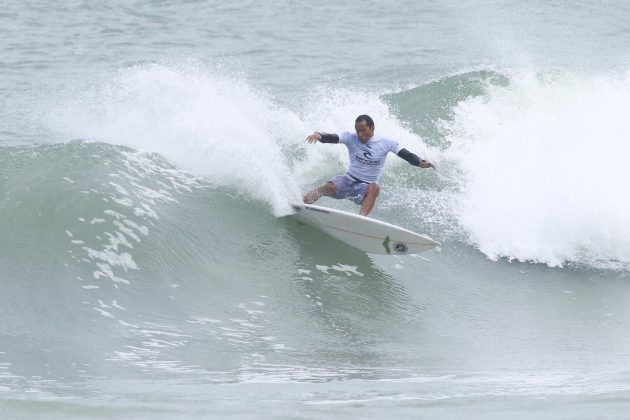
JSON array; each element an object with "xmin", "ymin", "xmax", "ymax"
[
  {"xmin": 306, "ymin": 132, "xmax": 339, "ymax": 144},
  {"xmin": 397, "ymin": 148, "xmax": 435, "ymax": 169}
]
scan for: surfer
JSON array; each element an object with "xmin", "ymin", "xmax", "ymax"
[{"xmin": 303, "ymin": 114, "xmax": 435, "ymax": 216}]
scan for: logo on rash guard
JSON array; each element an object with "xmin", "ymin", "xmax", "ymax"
[{"xmin": 355, "ymin": 149, "xmax": 380, "ymax": 166}]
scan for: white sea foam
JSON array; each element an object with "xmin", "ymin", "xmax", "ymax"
[
  {"xmin": 46, "ymin": 63, "xmax": 305, "ymax": 214},
  {"xmin": 445, "ymin": 70, "xmax": 630, "ymax": 268}
]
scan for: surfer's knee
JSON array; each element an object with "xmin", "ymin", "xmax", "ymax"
[{"xmin": 367, "ymin": 183, "xmax": 380, "ymax": 197}]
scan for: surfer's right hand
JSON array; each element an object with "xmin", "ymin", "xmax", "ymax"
[{"xmin": 306, "ymin": 132, "xmax": 322, "ymax": 143}]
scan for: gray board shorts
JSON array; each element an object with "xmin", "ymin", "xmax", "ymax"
[{"xmin": 328, "ymin": 174, "xmax": 370, "ymax": 205}]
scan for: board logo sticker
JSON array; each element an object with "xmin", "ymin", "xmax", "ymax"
[
  {"xmin": 306, "ymin": 206, "xmax": 330, "ymax": 214},
  {"xmin": 394, "ymin": 242, "xmax": 408, "ymax": 254}
]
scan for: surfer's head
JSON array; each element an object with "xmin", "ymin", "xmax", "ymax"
[{"xmin": 355, "ymin": 114, "xmax": 375, "ymax": 143}]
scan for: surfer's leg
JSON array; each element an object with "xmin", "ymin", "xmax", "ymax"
[
  {"xmin": 303, "ymin": 182, "xmax": 336, "ymax": 204},
  {"xmin": 359, "ymin": 183, "xmax": 380, "ymax": 216}
]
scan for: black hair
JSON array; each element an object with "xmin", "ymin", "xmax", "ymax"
[{"xmin": 355, "ymin": 114, "xmax": 374, "ymax": 128}]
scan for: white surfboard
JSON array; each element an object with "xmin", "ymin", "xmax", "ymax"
[{"xmin": 289, "ymin": 203, "xmax": 439, "ymax": 255}]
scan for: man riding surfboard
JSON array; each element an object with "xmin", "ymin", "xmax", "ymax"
[{"xmin": 304, "ymin": 114, "xmax": 435, "ymax": 216}]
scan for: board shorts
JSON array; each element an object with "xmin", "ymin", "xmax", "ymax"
[{"xmin": 328, "ymin": 174, "xmax": 370, "ymax": 205}]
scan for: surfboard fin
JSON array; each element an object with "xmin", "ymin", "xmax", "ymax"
[{"xmin": 382, "ymin": 236, "xmax": 391, "ymax": 254}]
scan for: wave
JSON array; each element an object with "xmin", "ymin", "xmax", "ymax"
[
  {"xmin": 41, "ymin": 62, "xmax": 440, "ymax": 217},
  {"xmin": 0, "ymin": 141, "xmax": 424, "ymax": 383},
  {"xmin": 37, "ymin": 62, "xmax": 630, "ymax": 270}
]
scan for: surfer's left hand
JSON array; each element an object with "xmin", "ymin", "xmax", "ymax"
[{"xmin": 419, "ymin": 161, "xmax": 436, "ymax": 170}]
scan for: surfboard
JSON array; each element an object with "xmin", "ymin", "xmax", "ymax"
[{"xmin": 289, "ymin": 203, "xmax": 440, "ymax": 255}]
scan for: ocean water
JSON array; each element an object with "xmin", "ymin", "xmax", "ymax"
[{"xmin": 2, "ymin": 1, "xmax": 630, "ymax": 418}]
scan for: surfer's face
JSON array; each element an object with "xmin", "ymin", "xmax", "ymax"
[{"xmin": 355, "ymin": 120, "xmax": 374, "ymax": 143}]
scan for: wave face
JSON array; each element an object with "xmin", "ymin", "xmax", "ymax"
[
  {"xmin": 3, "ymin": 139, "xmax": 630, "ymax": 418},
  {"xmin": 0, "ymin": 140, "xmax": 441, "ymax": 398}
]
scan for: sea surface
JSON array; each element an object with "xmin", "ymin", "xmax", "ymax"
[{"xmin": 2, "ymin": 1, "xmax": 630, "ymax": 418}]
